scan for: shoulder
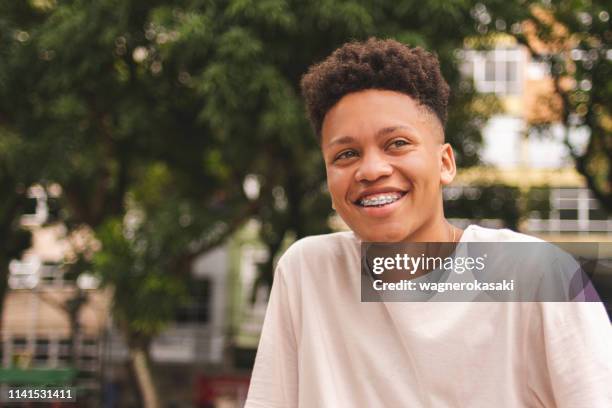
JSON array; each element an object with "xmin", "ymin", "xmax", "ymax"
[
  {"xmin": 463, "ymin": 224, "xmax": 544, "ymax": 243},
  {"xmin": 276, "ymin": 231, "xmax": 359, "ymax": 270}
]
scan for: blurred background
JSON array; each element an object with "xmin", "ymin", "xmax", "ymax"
[{"xmin": 0, "ymin": 0, "xmax": 610, "ymax": 407}]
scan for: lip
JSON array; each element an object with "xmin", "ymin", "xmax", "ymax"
[
  {"xmin": 352, "ymin": 187, "xmax": 409, "ymax": 204},
  {"xmin": 351, "ymin": 187, "xmax": 409, "ymax": 218},
  {"xmin": 354, "ymin": 192, "xmax": 408, "ymax": 218}
]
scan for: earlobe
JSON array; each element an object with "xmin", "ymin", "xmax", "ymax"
[{"xmin": 441, "ymin": 171, "xmax": 455, "ymax": 185}]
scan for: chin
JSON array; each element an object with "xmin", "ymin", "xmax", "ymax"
[{"xmin": 355, "ymin": 226, "xmax": 410, "ymax": 242}]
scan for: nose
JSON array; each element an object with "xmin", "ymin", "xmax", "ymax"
[{"xmin": 355, "ymin": 151, "xmax": 393, "ymax": 182}]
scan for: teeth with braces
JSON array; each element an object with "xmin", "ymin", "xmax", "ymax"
[{"xmin": 359, "ymin": 193, "xmax": 402, "ymax": 207}]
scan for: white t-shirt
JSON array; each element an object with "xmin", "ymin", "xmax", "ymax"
[{"xmin": 245, "ymin": 225, "xmax": 612, "ymax": 407}]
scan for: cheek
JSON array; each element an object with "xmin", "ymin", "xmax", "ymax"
[
  {"xmin": 326, "ymin": 168, "xmax": 351, "ymax": 200},
  {"xmin": 396, "ymin": 153, "xmax": 439, "ymax": 184}
]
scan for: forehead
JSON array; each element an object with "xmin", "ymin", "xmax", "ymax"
[{"xmin": 320, "ymin": 89, "xmax": 443, "ymax": 147}]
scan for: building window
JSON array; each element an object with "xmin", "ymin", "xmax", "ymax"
[
  {"xmin": 590, "ymin": 207, "xmax": 609, "ymax": 221},
  {"xmin": 24, "ymin": 197, "xmax": 38, "ymax": 216},
  {"xmin": 526, "ymin": 188, "xmax": 612, "ymax": 233},
  {"xmin": 11, "ymin": 337, "xmax": 29, "ymax": 367},
  {"xmin": 1, "ymin": 335, "xmax": 103, "ymax": 373},
  {"xmin": 33, "ymin": 339, "xmax": 50, "ymax": 367},
  {"xmin": 78, "ymin": 337, "xmax": 99, "ymax": 372},
  {"xmin": 11, "ymin": 337, "xmax": 27, "ymax": 353},
  {"xmin": 9, "ymin": 259, "xmax": 72, "ymax": 289},
  {"xmin": 20, "ymin": 185, "xmax": 49, "ymax": 226},
  {"xmin": 39, "ymin": 262, "xmax": 65, "ymax": 287},
  {"xmin": 462, "ymin": 47, "xmax": 523, "ymax": 95},
  {"xmin": 57, "ymin": 338, "xmax": 72, "ymax": 366}
]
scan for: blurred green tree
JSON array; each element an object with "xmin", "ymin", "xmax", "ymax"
[
  {"xmin": 0, "ymin": 1, "xmax": 255, "ymax": 405},
  {"xmin": 0, "ymin": 127, "xmax": 32, "ymax": 326},
  {"xmin": 1, "ymin": 0, "xmax": 514, "ymax": 405},
  {"xmin": 523, "ymin": 1, "xmax": 612, "ymax": 211},
  {"xmin": 154, "ymin": 0, "xmax": 502, "ymax": 291},
  {"xmin": 479, "ymin": 0, "xmax": 612, "ymax": 211}
]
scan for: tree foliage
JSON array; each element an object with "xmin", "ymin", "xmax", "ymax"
[
  {"xmin": 477, "ymin": 0, "xmax": 612, "ymax": 210},
  {"xmin": 0, "ymin": 127, "xmax": 33, "ymax": 323},
  {"xmin": 524, "ymin": 1, "xmax": 611, "ymax": 210},
  {"xmin": 6, "ymin": 0, "xmax": 597, "ymax": 404}
]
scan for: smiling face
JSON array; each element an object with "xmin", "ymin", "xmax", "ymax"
[{"xmin": 321, "ymin": 89, "xmax": 457, "ymax": 242}]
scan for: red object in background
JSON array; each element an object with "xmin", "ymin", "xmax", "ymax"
[{"xmin": 195, "ymin": 374, "xmax": 250, "ymax": 407}]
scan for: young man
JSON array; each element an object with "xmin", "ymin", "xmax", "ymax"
[{"xmin": 245, "ymin": 38, "xmax": 611, "ymax": 407}]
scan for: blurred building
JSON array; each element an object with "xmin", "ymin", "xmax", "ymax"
[
  {"xmin": 2, "ymin": 36, "xmax": 610, "ymax": 408},
  {"xmin": 1, "ymin": 187, "xmax": 234, "ymax": 407},
  {"xmin": 1, "ymin": 185, "xmax": 107, "ymax": 404},
  {"xmin": 448, "ymin": 38, "xmax": 612, "ymax": 316},
  {"xmin": 452, "ymin": 37, "xmax": 612, "ymax": 240}
]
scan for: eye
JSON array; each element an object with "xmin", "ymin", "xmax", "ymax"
[
  {"xmin": 387, "ymin": 139, "xmax": 409, "ymax": 150},
  {"xmin": 334, "ymin": 149, "xmax": 358, "ymax": 161}
]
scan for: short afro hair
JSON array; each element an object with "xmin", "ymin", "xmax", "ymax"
[{"xmin": 300, "ymin": 38, "xmax": 450, "ymax": 139}]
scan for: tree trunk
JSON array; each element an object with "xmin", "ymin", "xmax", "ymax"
[
  {"xmin": 129, "ymin": 345, "xmax": 160, "ymax": 408},
  {"xmin": 0, "ymin": 256, "xmax": 9, "ymax": 332}
]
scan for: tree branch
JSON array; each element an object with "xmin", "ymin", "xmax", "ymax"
[
  {"xmin": 170, "ymin": 200, "xmax": 261, "ymax": 276},
  {"xmin": 516, "ymin": 16, "xmax": 612, "ymax": 212}
]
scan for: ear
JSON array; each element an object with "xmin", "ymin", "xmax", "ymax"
[{"xmin": 440, "ymin": 143, "xmax": 457, "ymax": 185}]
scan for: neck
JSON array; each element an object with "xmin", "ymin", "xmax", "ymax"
[{"xmin": 403, "ymin": 216, "xmax": 460, "ymax": 243}]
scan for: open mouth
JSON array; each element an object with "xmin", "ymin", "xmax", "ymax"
[{"xmin": 354, "ymin": 191, "xmax": 407, "ymax": 208}]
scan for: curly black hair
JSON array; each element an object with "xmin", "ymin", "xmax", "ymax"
[{"xmin": 300, "ymin": 38, "xmax": 450, "ymax": 140}]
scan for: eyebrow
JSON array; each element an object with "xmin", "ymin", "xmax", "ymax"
[
  {"xmin": 326, "ymin": 135, "xmax": 356, "ymax": 148},
  {"xmin": 375, "ymin": 126, "xmax": 414, "ymax": 138},
  {"xmin": 326, "ymin": 126, "xmax": 416, "ymax": 149}
]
